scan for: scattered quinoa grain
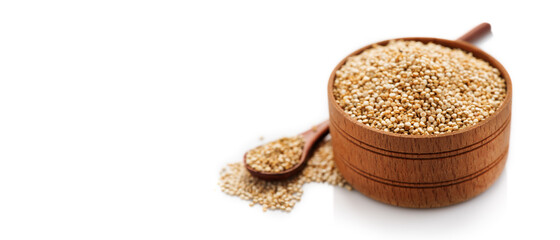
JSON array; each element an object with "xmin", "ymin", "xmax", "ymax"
[{"xmin": 219, "ymin": 140, "xmax": 351, "ymax": 212}]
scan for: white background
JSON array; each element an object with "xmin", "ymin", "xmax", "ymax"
[{"xmin": 1, "ymin": 0, "xmax": 559, "ymax": 239}]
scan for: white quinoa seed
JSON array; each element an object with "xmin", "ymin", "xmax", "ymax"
[
  {"xmin": 245, "ymin": 135, "xmax": 304, "ymax": 173},
  {"xmin": 333, "ymin": 40, "xmax": 507, "ymax": 135},
  {"xmin": 219, "ymin": 140, "xmax": 351, "ymax": 212}
]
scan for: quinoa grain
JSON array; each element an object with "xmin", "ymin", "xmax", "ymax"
[
  {"xmin": 245, "ymin": 135, "xmax": 304, "ymax": 173},
  {"xmin": 219, "ymin": 140, "xmax": 351, "ymax": 212},
  {"xmin": 333, "ymin": 40, "xmax": 506, "ymax": 135}
]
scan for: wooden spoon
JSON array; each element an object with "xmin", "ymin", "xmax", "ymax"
[
  {"xmin": 244, "ymin": 120, "xmax": 330, "ymax": 181},
  {"xmin": 457, "ymin": 22, "xmax": 491, "ymax": 43}
]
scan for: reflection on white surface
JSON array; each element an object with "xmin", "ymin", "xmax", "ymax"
[{"xmin": 333, "ymin": 169, "xmax": 507, "ymax": 237}]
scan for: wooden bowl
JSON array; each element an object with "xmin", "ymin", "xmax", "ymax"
[{"xmin": 327, "ymin": 37, "xmax": 512, "ymax": 208}]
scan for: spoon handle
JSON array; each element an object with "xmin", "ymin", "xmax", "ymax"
[
  {"xmin": 298, "ymin": 120, "xmax": 330, "ymax": 174},
  {"xmin": 301, "ymin": 120, "xmax": 330, "ymax": 143},
  {"xmin": 457, "ymin": 22, "xmax": 491, "ymax": 43}
]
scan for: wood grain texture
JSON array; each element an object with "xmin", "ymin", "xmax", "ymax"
[{"xmin": 327, "ymin": 37, "xmax": 512, "ymax": 208}]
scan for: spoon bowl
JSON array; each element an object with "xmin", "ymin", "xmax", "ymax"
[{"xmin": 244, "ymin": 120, "xmax": 330, "ymax": 181}]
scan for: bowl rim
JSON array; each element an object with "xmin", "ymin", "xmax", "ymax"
[{"xmin": 327, "ymin": 37, "xmax": 513, "ymax": 139}]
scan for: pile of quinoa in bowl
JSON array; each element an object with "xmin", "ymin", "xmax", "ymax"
[{"xmin": 332, "ymin": 40, "xmax": 507, "ymax": 135}]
